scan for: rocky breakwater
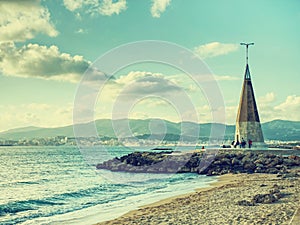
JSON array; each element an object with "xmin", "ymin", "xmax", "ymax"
[{"xmin": 96, "ymin": 151, "xmax": 300, "ymax": 176}]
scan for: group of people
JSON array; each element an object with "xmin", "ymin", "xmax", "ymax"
[{"xmin": 231, "ymin": 138, "xmax": 252, "ymax": 148}]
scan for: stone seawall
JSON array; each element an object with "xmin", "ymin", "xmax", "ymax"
[{"xmin": 96, "ymin": 150, "xmax": 300, "ymax": 176}]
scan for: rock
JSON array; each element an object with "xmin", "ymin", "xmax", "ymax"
[
  {"xmin": 288, "ymin": 155, "xmax": 300, "ymax": 160},
  {"xmin": 252, "ymin": 189, "xmax": 282, "ymax": 204},
  {"xmin": 252, "ymin": 194, "xmax": 273, "ymax": 204},
  {"xmin": 96, "ymin": 151, "xmax": 300, "ymax": 176},
  {"xmin": 237, "ymin": 200, "xmax": 256, "ymax": 206},
  {"xmin": 237, "ymin": 188, "xmax": 284, "ymax": 207},
  {"xmin": 254, "ymin": 167, "xmax": 263, "ymax": 173},
  {"xmin": 178, "ymin": 166, "xmax": 191, "ymax": 173},
  {"xmin": 220, "ymin": 157, "xmax": 231, "ymax": 165},
  {"xmin": 206, "ymin": 170, "xmax": 220, "ymax": 176},
  {"xmin": 281, "ymin": 172, "xmax": 299, "ymax": 179},
  {"xmin": 231, "ymin": 157, "xmax": 241, "ymax": 166},
  {"xmin": 283, "ymin": 158, "xmax": 299, "ymax": 167},
  {"xmin": 265, "ymin": 168, "xmax": 280, "ymax": 174},
  {"xmin": 272, "ymin": 184, "xmax": 285, "ymax": 190},
  {"xmin": 244, "ymin": 162, "xmax": 256, "ymax": 172}
]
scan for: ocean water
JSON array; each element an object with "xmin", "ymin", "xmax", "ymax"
[{"xmin": 0, "ymin": 146, "xmax": 217, "ymax": 225}]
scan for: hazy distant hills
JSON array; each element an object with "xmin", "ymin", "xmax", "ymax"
[
  {"xmin": 262, "ymin": 120, "xmax": 300, "ymax": 141},
  {"xmin": 0, "ymin": 119, "xmax": 299, "ymax": 141}
]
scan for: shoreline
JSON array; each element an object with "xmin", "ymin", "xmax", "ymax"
[
  {"xmin": 133, "ymin": 173, "xmax": 236, "ymax": 210},
  {"xmin": 96, "ymin": 169, "xmax": 300, "ymax": 225},
  {"xmin": 95, "ymin": 174, "xmax": 237, "ymax": 225}
]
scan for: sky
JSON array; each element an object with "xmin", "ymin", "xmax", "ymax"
[{"xmin": 0, "ymin": 0, "xmax": 299, "ymax": 132}]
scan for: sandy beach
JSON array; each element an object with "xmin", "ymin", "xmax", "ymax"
[{"xmin": 96, "ymin": 168, "xmax": 300, "ymax": 225}]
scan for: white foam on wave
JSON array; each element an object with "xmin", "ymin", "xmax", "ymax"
[{"xmin": 21, "ymin": 175, "xmax": 217, "ymax": 225}]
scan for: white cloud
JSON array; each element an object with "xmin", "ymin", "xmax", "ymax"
[
  {"xmin": 63, "ymin": 0, "xmax": 89, "ymax": 11},
  {"xmin": 225, "ymin": 105, "xmax": 238, "ymax": 124},
  {"xmin": 115, "ymin": 71, "xmax": 181, "ymax": 97},
  {"xmin": 76, "ymin": 28, "xmax": 86, "ymax": 34},
  {"xmin": 0, "ymin": 103, "xmax": 74, "ymax": 132},
  {"xmin": 63, "ymin": 0, "xmax": 127, "ymax": 16},
  {"xmin": 0, "ymin": 0, "xmax": 58, "ymax": 42},
  {"xmin": 258, "ymin": 92, "xmax": 276, "ymax": 104},
  {"xmin": 115, "ymin": 71, "xmax": 157, "ymax": 85},
  {"xmin": 168, "ymin": 73, "xmax": 239, "ymax": 91},
  {"xmin": 274, "ymin": 95, "xmax": 300, "ymax": 120},
  {"xmin": 99, "ymin": 0, "xmax": 127, "ymax": 16},
  {"xmin": 0, "ymin": 42, "xmax": 91, "ymax": 82},
  {"xmin": 214, "ymin": 75, "xmax": 240, "ymax": 81},
  {"xmin": 193, "ymin": 74, "xmax": 240, "ymax": 82},
  {"xmin": 151, "ymin": 0, "xmax": 171, "ymax": 18},
  {"xmin": 194, "ymin": 42, "xmax": 239, "ymax": 59},
  {"xmin": 93, "ymin": 71, "xmax": 188, "ymax": 108},
  {"xmin": 94, "ymin": 71, "xmax": 204, "ymax": 122},
  {"xmin": 142, "ymin": 98, "xmax": 170, "ymax": 108},
  {"xmin": 256, "ymin": 94, "xmax": 300, "ymax": 122},
  {"xmin": 25, "ymin": 103, "xmax": 52, "ymax": 111}
]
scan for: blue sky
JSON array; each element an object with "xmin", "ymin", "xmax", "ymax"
[{"xmin": 0, "ymin": 0, "xmax": 299, "ymax": 131}]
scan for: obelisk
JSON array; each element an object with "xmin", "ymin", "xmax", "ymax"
[{"xmin": 235, "ymin": 43, "xmax": 266, "ymax": 148}]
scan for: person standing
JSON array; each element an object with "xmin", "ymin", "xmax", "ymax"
[
  {"xmin": 248, "ymin": 139, "xmax": 252, "ymax": 148},
  {"xmin": 241, "ymin": 138, "xmax": 246, "ymax": 148},
  {"xmin": 235, "ymin": 140, "xmax": 239, "ymax": 148}
]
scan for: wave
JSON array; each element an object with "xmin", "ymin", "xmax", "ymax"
[
  {"xmin": 1, "ymin": 178, "xmax": 50, "ymax": 187},
  {"xmin": 0, "ymin": 199, "xmax": 61, "ymax": 216},
  {"xmin": 0, "ymin": 183, "xmax": 136, "ymax": 221},
  {"xmin": 0, "ymin": 172, "xmax": 212, "ymax": 225},
  {"xmin": 15, "ymin": 181, "xmax": 40, "ymax": 185}
]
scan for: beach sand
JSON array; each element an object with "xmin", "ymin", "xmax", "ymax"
[{"xmin": 96, "ymin": 168, "xmax": 300, "ymax": 225}]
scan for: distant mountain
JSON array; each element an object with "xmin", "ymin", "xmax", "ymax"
[
  {"xmin": 0, "ymin": 125, "xmax": 75, "ymax": 140},
  {"xmin": 1, "ymin": 126, "xmax": 42, "ymax": 134},
  {"xmin": 0, "ymin": 119, "xmax": 299, "ymax": 141},
  {"xmin": 262, "ymin": 119, "xmax": 300, "ymax": 141}
]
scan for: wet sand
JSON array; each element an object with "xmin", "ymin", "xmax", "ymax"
[{"xmin": 96, "ymin": 169, "xmax": 300, "ymax": 225}]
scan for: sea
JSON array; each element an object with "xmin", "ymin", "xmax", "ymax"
[{"xmin": 0, "ymin": 146, "xmax": 217, "ymax": 225}]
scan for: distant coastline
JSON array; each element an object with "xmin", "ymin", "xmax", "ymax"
[
  {"xmin": 0, "ymin": 144, "xmax": 13, "ymax": 146},
  {"xmin": 1, "ymin": 119, "xmax": 299, "ymax": 143}
]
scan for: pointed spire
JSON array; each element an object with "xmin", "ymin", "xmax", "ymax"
[
  {"xmin": 236, "ymin": 77, "xmax": 260, "ymax": 122},
  {"xmin": 235, "ymin": 42, "xmax": 265, "ymax": 147},
  {"xmin": 240, "ymin": 43, "xmax": 254, "ymax": 80},
  {"xmin": 244, "ymin": 64, "xmax": 251, "ymax": 80}
]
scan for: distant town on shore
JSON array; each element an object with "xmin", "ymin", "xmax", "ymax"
[{"xmin": 0, "ymin": 119, "xmax": 299, "ymax": 148}]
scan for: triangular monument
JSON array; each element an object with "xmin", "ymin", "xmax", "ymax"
[{"xmin": 235, "ymin": 43, "xmax": 266, "ymax": 148}]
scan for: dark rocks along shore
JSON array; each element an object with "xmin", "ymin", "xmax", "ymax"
[{"xmin": 96, "ymin": 150, "xmax": 300, "ymax": 176}]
